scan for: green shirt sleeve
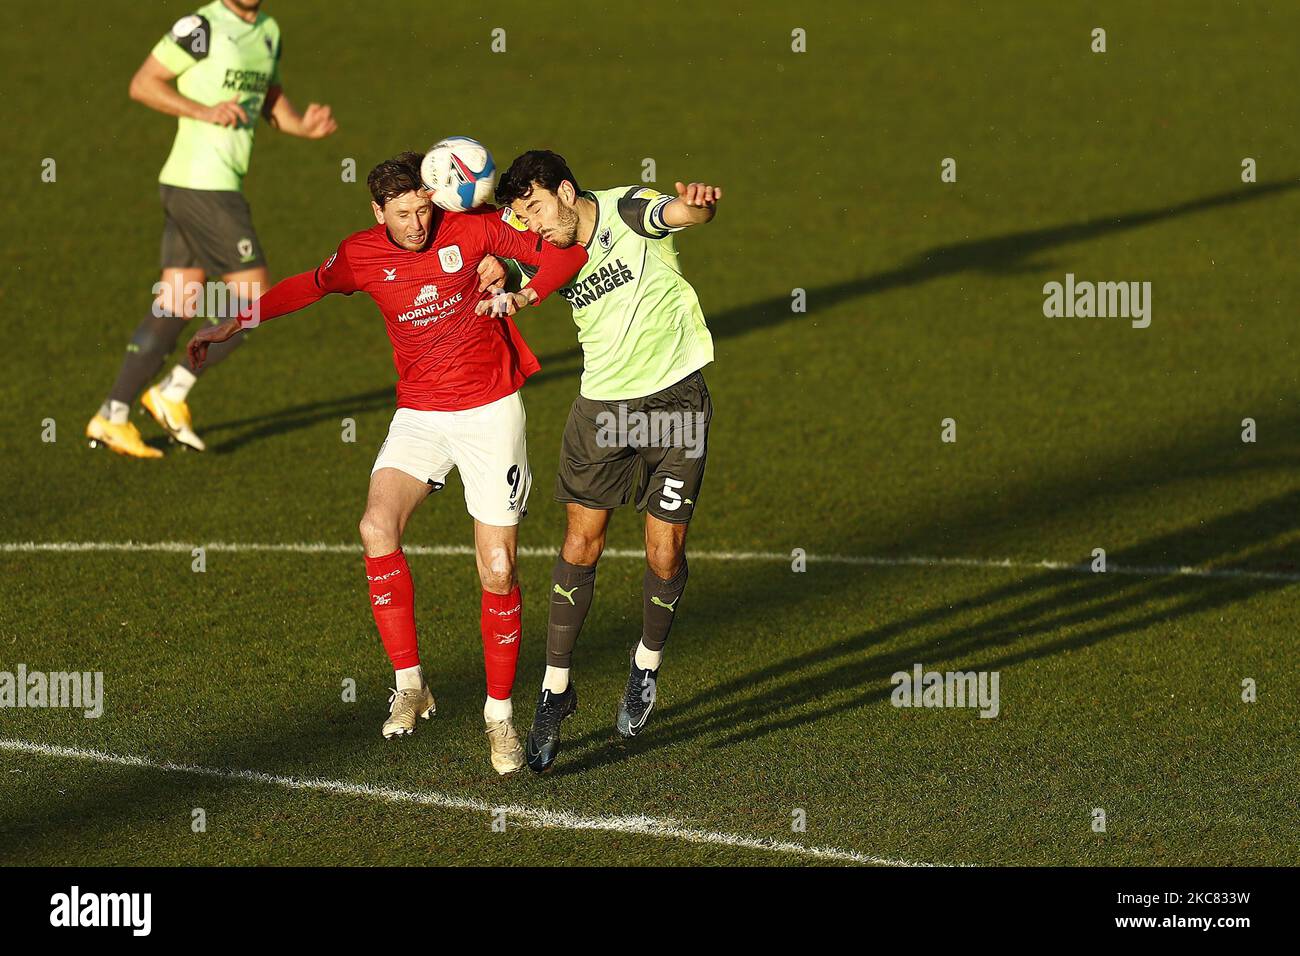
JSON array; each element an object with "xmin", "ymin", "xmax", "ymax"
[
  {"xmin": 151, "ymin": 13, "xmax": 211, "ymax": 75},
  {"xmin": 617, "ymin": 187, "xmax": 683, "ymax": 239},
  {"xmin": 151, "ymin": 34, "xmax": 197, "ymax": 74}
]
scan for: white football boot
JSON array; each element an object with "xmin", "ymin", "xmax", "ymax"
[
  {"xmin": 484, "ymin": 718, "xmax": 525, "ymax": 775},
  {"xmin": 382, "ymin": 686, "xmax": 436, "ymax": 738}
]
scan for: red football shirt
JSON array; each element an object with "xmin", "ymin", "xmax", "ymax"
[{"xmin": 240, "ymin": 207, "xmax": 587, "ymax": 411}]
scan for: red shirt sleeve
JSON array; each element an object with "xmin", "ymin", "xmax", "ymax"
[
  {"xmin": 238, "ymin": 244, "xmax": 358, "ymax": 328},
  {"xmin": 479, "ymin": 212, "xmax": 587, "ymax": 303},
  {"xmin": 527, "ymin": 241, "xmax": 588, "ymax": 302},
  {"xmin": 314, "ymin": 244, "xmax": 360, "ymax": 295}
]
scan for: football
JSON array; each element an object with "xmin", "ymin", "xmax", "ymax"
[{"xmin": 420, "ymin": 136, "xmax": 497, "ymax": 212}]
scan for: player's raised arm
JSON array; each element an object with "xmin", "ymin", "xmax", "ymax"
[
  {"xmin": 613, "ymin": 183, "xmax": 720, "ymax": 241},
  {"xmin": 659, "ymin": 182, "xmax": 721, "ymax": 229}
]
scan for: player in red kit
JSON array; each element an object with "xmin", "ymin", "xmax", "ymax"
[{"xmin": 188, "ymin": 151, "xmax": 587, "ymax": 774}]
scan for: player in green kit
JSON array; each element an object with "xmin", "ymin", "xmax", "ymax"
[
  {"xmin": 86, "ymin": 0, "xmax": 337, "ymax": 458},
  {"xmin": 490, "ymin": 150, "xmax": 721, "ymax": 772}
]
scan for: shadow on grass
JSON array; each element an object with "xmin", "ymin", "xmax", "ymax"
[{"xmin": 557, "ymin": 485, "xmax": 1300, "ymax": 775}]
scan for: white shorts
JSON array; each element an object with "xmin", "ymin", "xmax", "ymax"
[{"xmin": 372, "ymin": 391, "xmax": 532, "ymax": 526}]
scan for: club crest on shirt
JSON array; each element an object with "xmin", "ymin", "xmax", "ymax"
[
  {"xmin": 598, "ymin": 227, "xmax": 613, "ymax": 251},
  {"xmin": 438, "ymin": 245, "xmax": 463, "ymax": 273}
]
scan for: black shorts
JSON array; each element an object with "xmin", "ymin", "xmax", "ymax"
[
  {"xmin": 159, "ymin": 184, "xmax": 266, "ymax": 275},
  {"xmin": 555, "ymin": 370, "xmax": 712, "ymax": 524}
]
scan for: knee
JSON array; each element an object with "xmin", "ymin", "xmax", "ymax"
[
  {"xmin": 358, "ymin": 511, "xmax": 399, "ymax": 555},
  {"xmin": 646, "ymin": 540, "xmax": 684, "ymax": 580},
  {"xmin": 478, "ymin": 546, "xmax": 517, "ymax": 594},
  {"xmin": 561, "ymin": 529, "xmax": 604, "ymax": 567},
  {"xmin": 155, "ymin": 285, "xmax": 198, "ymax": 320}
]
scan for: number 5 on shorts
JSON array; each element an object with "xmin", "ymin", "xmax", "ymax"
[{"xmin": 659, "ymin": 477, "xmax": 685, "ymax": 512}]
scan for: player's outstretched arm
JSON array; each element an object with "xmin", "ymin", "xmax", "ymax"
[
  {"xmin": 186, "ymin": 267, "xmax": 340, "ymax": 369},
  {"xmin": 187, "ymin": 318, "xmax": 241, "ymax": 371},
  {"xmin": 263, "ymin": 87, "xmax": 338, "ymax": 139},
  {"xmin": 661, "ymin": 181, "xmax": 722, "ymax": 228},
  {"xmin": 129, "ymin": 54, "xmax": 248, "ymax": 128}
]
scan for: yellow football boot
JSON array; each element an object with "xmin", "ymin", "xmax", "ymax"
[
  {"xmin": 85, "ymin": 415, "xmax": 164, "ymax": 459},
  {"xmin": 142, "ymin": 386, "xmax": 206, "ymax": 451}
]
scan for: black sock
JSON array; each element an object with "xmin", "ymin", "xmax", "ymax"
[
  {"xmin": 546, "ymin": 557, "xmax": 597, "ymax": 669},
  {"xmin": 641, "ymin": 559, "xmax": 689, "ymax": 656},
  {"xmin": 106, "ymin": 310, "xmax": 186, "ymax": 405}
]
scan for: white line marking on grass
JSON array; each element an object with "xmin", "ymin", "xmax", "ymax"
[
  {"xmin": 0, "ymin": 738, "xmax": 943, "ymax": 867},
  {"xmin": 4, "ymin": 540, "xmax": 1299, "ymax": 582}
]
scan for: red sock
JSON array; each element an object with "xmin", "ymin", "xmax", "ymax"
[
  {"xmin": 481, "ymin": 586, "xmax": 522, "ymax": 700},
  {"xmin": 365, "ymin": 549, "xmax": 419, "ymax": 670}
]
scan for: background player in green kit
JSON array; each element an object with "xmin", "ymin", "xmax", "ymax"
[
  {"xmin": 86, "ymin": 0, "xmax": 337, "ymax": 458},
  {"xmin": 491, "ymin": 150, "xmax": 721, "ymax": 772}
]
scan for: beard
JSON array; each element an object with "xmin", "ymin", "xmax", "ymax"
[{"xmin": 547, "ymin": 206, "xmax": 581, "ymax": 248}]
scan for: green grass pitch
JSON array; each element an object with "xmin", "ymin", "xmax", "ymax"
[{"xmin": 0, "ymin": 1, "xmax": 1297, "ymax": 865}]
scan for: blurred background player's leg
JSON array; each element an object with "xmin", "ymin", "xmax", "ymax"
[
  {"xmin": 142, "ymin": 190, "xmax": 269, "ymax": 453},
  {"xmin": 144, "ymin": 264, "xmax": 266, "ymax": 451},
  {"xmin": 87, "ymin": 267, "xmax": 201, "ymax": 458}
]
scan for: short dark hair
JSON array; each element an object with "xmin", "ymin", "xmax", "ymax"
[
  {"xmin": 496, "ymin": 150, "xmax": 579, "ymax": 205},
  {"xmin": 367, "ymin": 151, "xmax": 424, "ymax": 207}
]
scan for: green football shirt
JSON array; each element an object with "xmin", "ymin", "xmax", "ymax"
[
  {"xmin": 150, "ymin": 1, "xmax": 282, "ymax": 192},
  {"xmin": 546, "ymin": 186, "xmax": 715, "ymax": 401}
]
